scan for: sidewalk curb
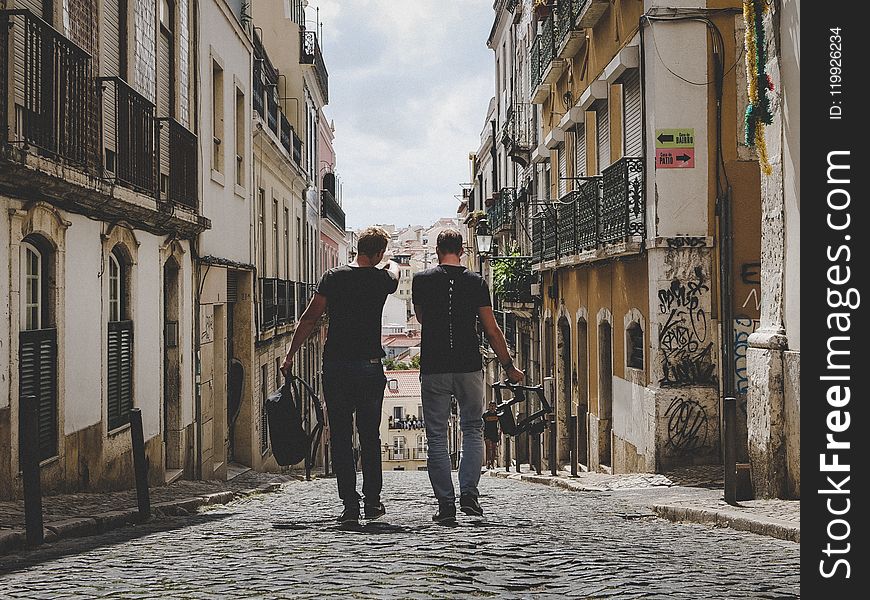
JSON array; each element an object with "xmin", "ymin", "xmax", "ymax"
[
  {"xmin": 486, "ymin": 469, "xmax": 608, "ymax": 492},
  {"xmin": 0, "ymin": 480, "xmax": 289, "ymax": 557},
  {"xmin": 652, "ymin": 504, "xmax": 800, "ymax": 543}
]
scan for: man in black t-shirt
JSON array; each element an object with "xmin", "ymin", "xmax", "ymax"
[
  {"xmin": 413, "ymin": 228, "xmax": 524, "ymax": 523},
  {"xmin": 281, "ymin": 226, "xmax": 399, "ymax": 524}
]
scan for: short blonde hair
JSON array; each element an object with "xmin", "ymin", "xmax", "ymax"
[{"xmin": 357, "ymin": 226, "xmax": 390, "ymax": 258}]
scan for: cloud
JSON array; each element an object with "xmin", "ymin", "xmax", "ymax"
[{"xmin": 311, "ymin": 1, "xmax": 495, "ymax": 229}]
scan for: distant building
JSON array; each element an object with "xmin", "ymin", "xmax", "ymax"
[
  {"xmin": 381, "ymin": 370, "xmax": 426, "ymax": 470},
  {"xmin": 381, "ymin": 330, "xmax": 421, "ymax": 361}
]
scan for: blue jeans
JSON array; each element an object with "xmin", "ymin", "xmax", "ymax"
[
  {"xmin": 421, "ymin": 370, "xmax": 485, "ymax": 503},
  {"xmin": 322, "ymin": 359, "xmax": 387, "ymax": 508}
]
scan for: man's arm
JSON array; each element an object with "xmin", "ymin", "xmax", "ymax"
[
  {"xmin": 280, "ymin": 293, "xmax": 327, "ymax": 376},
  {"xmin": 478, "ymin": 306, "xmax": 524, "ymax": 383},
  {"xmin": 413, "ymin": 304, "xmax": 424, "ymax": 326},
  {"xmin": 383, "ymin": 259, "xmax": 400, "ymax": 280}
]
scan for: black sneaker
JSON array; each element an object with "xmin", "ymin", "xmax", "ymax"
[
  {"xmin": 432, "ymin": 502, "xmax": 457, "ymax": 524},
  {"xmin": 364, "ymin": 503, "xmax": 386, "ymax": 521},
  {"xmin": 459, "ymin": 493, "xmax": 483, "ymax": 517},
  {"xmin": 337, "ymin": 506, "xmax": 360, "ymax": 524}
]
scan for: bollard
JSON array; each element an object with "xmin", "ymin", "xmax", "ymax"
[
  {"xmin": 130, "ymin": 408, "xmax": 151, "ymax": 520},
  {"xmin": 723, "ymin": 397, "xmax": 737, "ymax": 505},
  {"xmin": 21, "ymin": 395, "xmax": 44, "ymax": 547}
]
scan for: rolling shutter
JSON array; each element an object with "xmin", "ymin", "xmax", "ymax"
[
  {"xmin": 18, "ymin": 328, "xmax": 58, "ymax": 463},
  {"xmin": 595, "ymin": 100, "xmax": 610, "ymax": 172},
  {"xmin": 557, "ymin": 143, "xmax": 567, "ymax": 198},
  {"xmin": 158, "ymin": 29, "xmax": 171, "ymax": 196},
  {"xmin": 622, "ymin": 69, "xmax": 643, "ymax": 157},
  {"xmin": 574, "ymin": 124, "xmax": 587, "ymax": 177},
  {"xmin": 107, "ymin": 320, "xmax": 134, "ymax": 431}
]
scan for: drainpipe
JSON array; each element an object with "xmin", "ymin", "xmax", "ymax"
[{"xmin": 192, "ymin": 236, "xmax": 203, "ymax": 481}]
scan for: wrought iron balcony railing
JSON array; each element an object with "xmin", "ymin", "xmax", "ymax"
[
  {"xmin": 532, "ymin": 213, "xmax": 544, "ymax": 263},
  {"xmin": 276, "ymin": 279, "xmax": 298, "ymax": 325},
  {"xmin": 576, "ymin": 176, "xmax": 601, "ymax": 251},
  {"xmin": 321, "ymin": 188, "xmax": 346, "ymax": 231},
  {"xmin": 530, "ymin": 35, "xmax": 542, "ymax": 91},
  {"xmin": 157, "ymin": 117, "xmax": 197, "ymax": 209},
  {"xmin": 260, "ymin": 277, "xmax": 278, "ymax": 330},
  {"xmin": 503, "ymin": 102, "xmax": 534, "ymax": 166},
  {"xmin": 1, "ymin": 9, "xmax": 98, "ymax": 169},
  {"xmin": 599, "ymin": 156, "xmax": 645, "ymax": 244},
  {"xmin": 540, "ymin": 15, "xmax": 555, "ymax": 75},
  {"xmin": 300, "ymin": 30, "xmax": 329, "ymax": 104},
  {"xmin": 493, "ymin": 256, "xmax": 536, "ymax": 304},
  {"xmin": 557, "ymin": 196, "xmax": 576, "ymax": 257},
  {"xmin": 487, "ymin": 188, "xmax": 514, "ymax": 233},
  {"xmin": 98, "ymin": 76, "xmax": 156, "ymax": 195}
]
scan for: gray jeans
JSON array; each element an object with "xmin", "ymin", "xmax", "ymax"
[{"xmin": 421, "ymin": 370, "xmax": 485, "ymax": 503}]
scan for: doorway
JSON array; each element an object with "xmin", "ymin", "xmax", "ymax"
[
  {"xmin": 598, "ymin": 320, "xmax": 613, "ymax": 468},
  {"xmin": 163, "ymin": 258, "xmax": 182, "ymax": 480},
  {"xmin": 557, "ymin": 317, "xmax": 572, "ymax": 464}
]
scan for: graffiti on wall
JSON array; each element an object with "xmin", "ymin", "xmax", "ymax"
[
  {"xmin": 664, "ymin": 396, "xmax": 709, "ymax": 452},
  {"xmin": 201, "ymin": 313, "xmax": 214, "ymax": 344},
  {"xmin": 657, "ymin": 267, "xmax": 717, "ymax": 386},
  {"xmin": 665, "ymin": 236, "xmax": 706, "ymax": 249},
  {"xmin": 733, "ymin": 317, "xmax": 761, "ymax": 396}
]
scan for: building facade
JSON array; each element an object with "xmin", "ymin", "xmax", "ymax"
[
  {"xmin": 1, "ymin": 0, "xmax": 204, "ymax": 496},
  {"xmin": 469, "ymin": 0, "xmax": 776, "ymax": 486}
]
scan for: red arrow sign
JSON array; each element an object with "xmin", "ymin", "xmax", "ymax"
[{"xmin": 655, "ymin": 148, "xmax": 695, "ymax": 169}]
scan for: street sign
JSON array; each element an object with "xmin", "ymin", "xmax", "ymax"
[
  {"xmin": 656, "ymin": 148, "xmax": 695, "ymax": 169},
  {"xmin": 655, "ymin": 128, "xmax": 694, "ymax": 148}
]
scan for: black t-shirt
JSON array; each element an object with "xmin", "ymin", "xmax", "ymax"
[
  {"xmin": 316, "ymin": 265, "xmax": 399, "ymax": 361},
  {"xmin": 483, "ymin": 410, "xmax": 500, "ymax": 441},
  {"xmin": 412, "ymin": 264, "xmax": 492, "ymax": 374}
]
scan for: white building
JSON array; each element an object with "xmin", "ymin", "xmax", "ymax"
[{"xmin": 381, "ymin": 370, "xmax": 426, "ymax": 471}]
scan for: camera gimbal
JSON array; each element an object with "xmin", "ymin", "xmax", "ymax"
[{"xmin": 491, "ymin": 381, "xmax": 551, "ymax": 436}]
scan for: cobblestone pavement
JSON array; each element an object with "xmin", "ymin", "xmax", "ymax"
[
  {"xmin": 0, "ymin": 470, "xmax": 298, "ymax": 531},
  {"xmin": 0, "ymin": 471, "xmax": 799, "ymax": 599}
]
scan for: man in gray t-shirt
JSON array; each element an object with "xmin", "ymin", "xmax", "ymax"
[{"xmin": 413, "ymin": 229, "xmax": 524, "ymax": 523}]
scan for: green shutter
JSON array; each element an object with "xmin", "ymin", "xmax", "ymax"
[
  {"xmin": 19, "ymin": 328, "xmax": 58, "ymax": 463},
  {"xmin": 108, "ymin": 320, "xmax": 134, "ymax": 430}
]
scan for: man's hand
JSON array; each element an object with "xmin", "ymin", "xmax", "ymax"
[
  {"xmin": 280, "ymin": 355, "xmax": 293, "ymax": 379},
  {"xmin": 506, "ymin": 365, "xmax": 525, "ymax": 384}
]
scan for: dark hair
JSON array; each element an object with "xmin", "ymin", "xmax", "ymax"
[
  {"xmin": 357, "ymin": 226, "xmax": 390, "ymax": 258},
  {"xmin": 436, "ymin": 228, "xmax": 463, "ymax": 256}
]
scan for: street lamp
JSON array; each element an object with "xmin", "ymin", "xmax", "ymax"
[{"xmin": 475, "ymin": 217, "xmax": 494, "ymax": 277}]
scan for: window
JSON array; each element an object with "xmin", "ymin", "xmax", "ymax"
[
  {"xmin": 574, "ymin": 124, "xmax": 587, "ymax": 178},
  {"xmin": 235, "ymin": 87, "xmax": 245, "ymax": 186},
  {"xmin": 393, "ymin": 406, "xmax": 404, "ymax": 421},
  {"xmin": 212, "ymin": 60, "xmax": 224, "ymax": 173},
  {"xmin": 594, "ymin": 99, "xmax": 610, "ymax": 172},
  {"xmin": 284, "ymin": 207, "xmax": 290, "ymax": 278},
  {"xmin": 258, "ymin": 189, "xmax": 266, "ymax": 272},
  {"xmin": 393, "ymin": 436, "xmax": 406, "ymax": 459},
  {"xmin": 621, "ymin": 69, "xmax": 643, "ymax": 157},
  {"xmin": 273, "ymin": 197, "xmax": 279, "ymax": 277},
  {"xmin": 107, "ymin": 247, "xmax": 133, "ymax": 431},
  {"xmin": 22, "ymin": 242, "xmax": 42, "ymax": 331},
  {"xmin": 626, "ymin": 322, "xmax": 644, "ymax": 369}
]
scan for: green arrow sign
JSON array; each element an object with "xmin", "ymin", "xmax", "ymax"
[{"xmin": 655, "ymin": 129, "xmax": 695, "ymax": 148}]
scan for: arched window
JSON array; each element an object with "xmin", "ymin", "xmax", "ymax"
[
  {"xmin": 107, "ymin": 246, "xmax": 133, "ymax": 431},
  {"xmin": 626, "ymin": 321, "xmax": 644, "ymax": 370},
  {"xmin": 21, "ymin": 242, "xmax": 42, "ymax": 331}
]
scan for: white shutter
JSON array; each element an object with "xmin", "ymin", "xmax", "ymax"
[
  {"xmin": 558, "ymin": 143, "xmax": 567, "ymax": 198},
  {"xmin": 158, "ymin": 30, "xmax": 171, "ymax": 195},
  {"xmin": 104, "ymin": 0, "xmax": 121, "ymax": 77},
  {"xmin": 575, "ymin": 124, "xmax": 587, "ymax": 177},
  {"xmin": 622, "ymin": 69, "xmax": 643, "ymax": 157},
  {"xmin": 595, "ymin": 100, "xmax": 610, "ymax": 172}
]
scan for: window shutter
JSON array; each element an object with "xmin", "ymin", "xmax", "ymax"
[
  {"xmin": 226, "ymin": 269, "xmax": 238, "ymax": 303},
  {"xmin": 595, "ymin": 100, "xmax": 610, "ymax": 172},
  {"xmin": 622, "ymin": 69, "xmax": 643, "ymax": 157},
  {"xmin": 108, "ymin": 320, "xmax": 134, "ymax": 430},
  {"xmin": 19, "ymin": 328, "xmax": 58, "ymax": 462},
  {"xmin": 557, "ymin": 143, "xmax": 567, "ymax": 198}
]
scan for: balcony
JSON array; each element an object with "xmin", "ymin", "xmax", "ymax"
[
  {"xmin": 279, "ymin": 111, "xmax": 303, "ymax": 167},
  {"xmin": 502, "ymin": 102, "xmax": 534, "ymax": 167},
  {"xmin": 321, "ymin": 188, "xmax": 345, "ymax": 231},
  {"xmin": 599, "ymin": 156, "xmax": 645, "ymax": 244},
  {"xmin": 156, "ymin": 117, "xmax": 197, "ymax": 209},
  {"xmin": 384, "ymin": 448, "xmax": 427, "ymax": 461},
  {"xmin": 300, "ymin": 30, "xmax": 329, "ymax": 104},
  {"xmin": 98, "ymin": 76, "xmax": 156, "ymax": 195},
  {"xmin": 260, "ymin": 277, "xmax": 278, "ymax": 330},
  {"xmin": 530, "ymin": 158, "xmax": 644, "ymax": 266},
  {"xmin": 276, "ymin": 279, "xmax": 297, "ymax": 325},
  {"xmin": 1, "ymin": 9, "xmax": 98, "ymax": 169},
  {"xmin": 486, "ymin": 188, "xmax": 514, "ymax": 234}
]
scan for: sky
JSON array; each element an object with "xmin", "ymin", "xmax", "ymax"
[{"xmin": 312, "ymin": 1, "xmax": 496, "ymax": 230}]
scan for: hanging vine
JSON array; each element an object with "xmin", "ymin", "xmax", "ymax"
[{"xmin": 743, "ymin": 0, "xmax": 774, "ymax": 175}]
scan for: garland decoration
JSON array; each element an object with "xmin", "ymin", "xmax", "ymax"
[{"xmin": 743, "ymin": 0, "xmax": 774, "ymax": 175}]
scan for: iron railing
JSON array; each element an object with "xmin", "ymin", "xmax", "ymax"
[
  {"xmin": 493, "ymin": 257, "xmax": 536, "ymax": 304},
  {"xmin": 487, "ymin": 188, "xmax": 514, "ymax": 233},
  {"xmin": 543, "ymin": 206, "xmax": 557, "ymax": 262},
  {"xmin": 532, "ymin": 214, "xmax": 544, "ymax": 263},
  {"xmin": 98, "ymin": 76, "xmax": 156, "ymax": 194},
  {"xmin": 1, "ymin": 9, "xmax": 98, "ymax": 169},
  {"xmin": 556, "ymin": 196, "xmax": 576, "ymax": 257},
  {"xmin": 530, "ymin": 34, "xmax": 542, "ymax": 90},
  {"xmin": 260, "ymin": 278, "xmax": 278, "ymax": 330},
  {"xmin": 576, "ymin": 177, "xmax": 601, "ymax": 251},
  {"xmin": 599, "ymin": 156, "xmax": 645, "ymax": 243},
  {"xmin": 321, "ymin": 189, "xmax": 346, "ymax": 231},
  {"xmin": 300, "ymin": 30, "xmax": 328, "ymax": 104},
  {"xmin": 540, "ymin": 16, "xmax": 555, "ymax": 75},
  {"xmin": 157, "ymin": 117, "xmax": 197, "ymax": 209}
]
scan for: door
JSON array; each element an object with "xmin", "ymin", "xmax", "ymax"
[{"xmin": 163, "ymin": 258, "xmax": 181, "ymax": 475}]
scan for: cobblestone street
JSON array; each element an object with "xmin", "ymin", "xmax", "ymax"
[{"xmin": 0, "ymin": 471, "xmax": 799, "ymax": 599}]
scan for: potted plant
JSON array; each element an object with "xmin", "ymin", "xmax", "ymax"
[{"xmin": 534, "ymin": 0, "xmax": 553, "ymax": 20}]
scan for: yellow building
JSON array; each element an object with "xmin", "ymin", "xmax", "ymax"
[{"xmin": 473, "ymin": 0, "xmax": 763, "ymax": 476}]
